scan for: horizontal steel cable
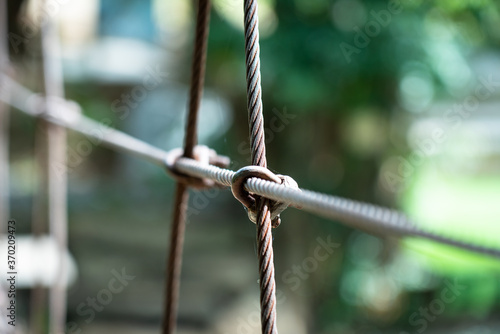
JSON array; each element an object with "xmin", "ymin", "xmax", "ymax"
[
  {"xmin": 2, "ymin": 75, "xmax": 499, "ymax": 259},
  {"xmin": 174, "ymin": 158, "xmax": 500, "ymax": 258}
]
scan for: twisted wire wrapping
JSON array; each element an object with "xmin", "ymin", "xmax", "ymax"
[
  {"xmin": 243, "ymin": 0, "xmax": 278, "ymax": 333},
  {"xmin": 163, "ymin": 1, "xmax": 211, "ymax": 333}
]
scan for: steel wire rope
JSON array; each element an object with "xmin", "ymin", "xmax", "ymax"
[
  {"xmin": 2, "ymin": 78, "xmax": 499, "ymax": 259},
  {"xmin": 162, "ymin": 1, "xmax": 212, "ymax": 333},
  {"xmin": 243, "ymin": 0, "xmax": 278, "ymax": 332}
]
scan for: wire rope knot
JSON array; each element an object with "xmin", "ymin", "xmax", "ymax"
[
  {"xmin": 231, "ymin": 166, "xmax": 298, "ymax": 228},
  {"xmin": 165, "ymin": 145, "xmax": 230, "ymax": 190}
]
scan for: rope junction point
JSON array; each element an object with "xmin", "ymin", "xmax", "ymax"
[
  {"xmin": 165, "ymin": 145, "xmax": 230, "ymax": 189},
  {"xmin": 231, "ymin": 166, "xmax": 298, "ymax": 228},
  {"xmin": 2, "ymin": 75, "xmax": 500, "ymax": 260}
]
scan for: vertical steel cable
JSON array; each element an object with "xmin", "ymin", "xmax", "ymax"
[
  {"xmin": 244, "ymin": 0, "xmax": 267, "ymax": 167},
  {"xmin": 243, "ymin": 0, "xmax": 278, "ymax": 333},
  {"xmin": 163, "ymin": 1, "xmax": 211, "ymax": 333},
  {"xmin": 255, "ymin": 199, "xmax": 278, "ymax": 334},
  {"xmin": 41, "ymin": 12, "xmax": 68, "ymax": 334},
  {"xmin": 163, "ymin": 183, "xmax": 189, "ymax": 333},
  {"xmin": 183, "ymin": 0, "xmax": 211, "ymax": 158}
]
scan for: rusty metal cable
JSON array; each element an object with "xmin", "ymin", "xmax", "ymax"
[
  {"xmin": 183, "ymin": 0, "xmax": 211, "ymax": 159},
  {"xmin": 163, "ymin": 1, "xmax": 211, "ymax": 333},
  {"xmin": 255, "ymin": 200, "xmax": 278, "ymax": 334},
  {"xmin": 163, "ymin": 183, "xmax": 189, "ymax": 334},
  {"xmin": 244, "ymin": 0, "xmax": 266, "ymax": 168},
  {"xmin": 243, "ymin": 0, "xmax": 278, "ymax": 332}
]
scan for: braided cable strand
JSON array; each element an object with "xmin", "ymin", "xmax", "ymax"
[
  {"xmin": 173, "ymin": 158, "xmax": 500, "ymax": 258},
  {"xmin": 244, "ymin": 0, "xmax": 267, "ymax": 168},
  {"xmin": 243, "ymin": 0, "xmax": 278, "ymax": 332},
  {"xmin": 257, "ymin": 200, "xmax": 277, "ymax": 334},
  {"xmin": 163, "ymin": 1, "xmax": 211, "ymax": 333}
]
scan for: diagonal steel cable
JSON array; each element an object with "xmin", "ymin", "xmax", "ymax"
[
  {"xmin": 163, "ymin": 1, "xmax": 211, "ymax": 333},
  {"xmin": 173, "ymin": 158, "xmax": 500, "ymax": 258},
  {"xmin": 243, "ymin": 0, "xmax": 278, "ymax": 333},
  {"xmin": 3, "ymin": 77, "xmax": 500, "ymax": 258}
]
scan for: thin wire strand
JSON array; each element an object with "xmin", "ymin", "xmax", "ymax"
[
  {"xmin": 163, "ymin": 1, "xmax": 211, "ymax": 333},
  {"xmin": 3, "ymin": 79, "xmax": 500, "ymax": 259},
  {"xmin": 244, "ymin": 0, "xmax": 266, "ymax": 168},
  {"xmin": 243, "ymin": 0, "xmax": 278, "ymax": 332}
]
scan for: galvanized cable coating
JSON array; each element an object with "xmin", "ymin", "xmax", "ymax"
[
  {"xmin": 174, "ymin": 158, "xmax": 500, "ymax": 258},
  {"xmin": 243, "ymin": 0, "xmax": 278, "ymax": 332},
  {"xmin": 163, "ymin": 1, "xmax": 212, "ymax": 333},
  {"xmin": 4, "ymin": 78, "xmax": 500, "ymax": 258}
]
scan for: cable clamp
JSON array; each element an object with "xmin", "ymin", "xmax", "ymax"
[{"xmin": 231, "ymin": 166, "xmax": 298, "ymax": 228}]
